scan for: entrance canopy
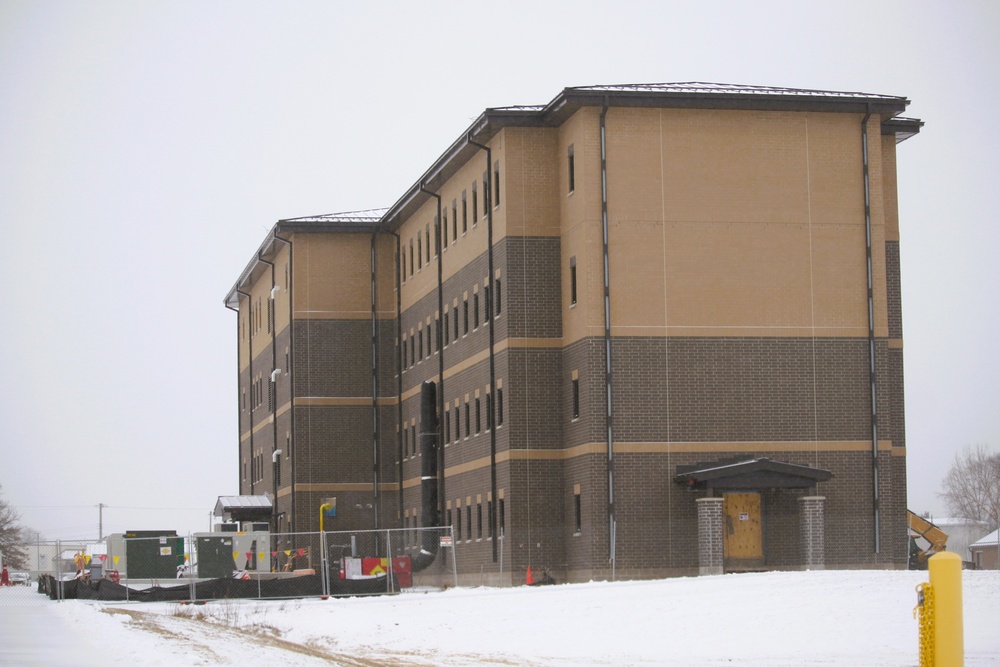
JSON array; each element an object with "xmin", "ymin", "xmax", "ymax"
[
  {"xmin": 675, "ymin": 457, "xmax": 832, "ymax": 491},
  {"xmin": 214, "ymin": 495, "xmax": 273, "ymax": 522}
]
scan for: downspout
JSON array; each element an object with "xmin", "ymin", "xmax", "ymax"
[
  {"xmin": 257, "ymin": 251, "xmax": 280, "ymax": 534},
  {"xmin": 861, "ymin": 106, "xmax": 881, "ymax": 554},
  {"xmin": 235, "ymin": 287, "xmax": 254, "ymax": 496},
  {"xmin": 272, "ymin": 231, "xmax": 294, "ymax": 536},
  {"xmin": 370, "ymin": 232, "xmax": 380, "ymax": 530},
  {"xmin": 600, "ymin": 100, "xmax": 616, "ymax": 574},
  {"xmin": 411, "ymin": 381, "xmax": 441, "ymax": 571},
  {"xmin": 468, "ymin": 135, "xmax": 499, "ymax": 564},
  {"xmin": 419, "ymin": 184, "xmax": 446, "ymax": 523},
  {"xmin": 393, "ymin": 232, "xmax": 403, "ymax": 527}
]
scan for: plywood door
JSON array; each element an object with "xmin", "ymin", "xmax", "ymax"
[{"xmin": 723, "ymin": 492, "xmax": 763, "ymax": 561}]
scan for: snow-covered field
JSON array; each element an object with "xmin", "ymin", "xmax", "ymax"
[{"xmin": 3, "ymin": 569, "xmax": 998, "ymax": 666}]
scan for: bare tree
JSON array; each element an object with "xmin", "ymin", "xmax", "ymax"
[
  {"xmin": 0, "ymin": 485, "xmax": 28, "ymax": 569},
  {"xmin": 939, "ymin": 444, "xmax": 1000, "ymax": 531}
]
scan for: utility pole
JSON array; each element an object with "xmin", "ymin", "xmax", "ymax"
[{"xmin": 98, "ymin": 503, "xmax": 105, "ymax": 541}]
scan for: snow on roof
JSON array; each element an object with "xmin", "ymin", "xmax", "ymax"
[
  {"xmin": 279, "ymin": 208, "xmax": 388, "ymax": 224},
  {"xmin": 568, "ymin": 82, "xmax": 905, "ymax": 101},
  {"xmin": 970, "ymin": 529, "xmax": 999, "ymax": 548}
]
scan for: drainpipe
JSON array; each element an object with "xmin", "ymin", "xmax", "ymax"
[
  {"xmin": 600, "ymin": 100, "xmax": 616, "ymax": 575},
  {"xmin": 419, "ymin": 184, "xmax": 446, "ymax": 522},
  {"xmin": 468, "ymin": 135, "xmax": 499, "ymax": 564},
  {"xmin": 370, "ymin": 233, "xmax": 381, "ymax": 530},
  {"xmin": 234, "ymin": 287, "xmax": 254, "ymax": 496},
  {"xmin": 861, "ymin": 106, "xmax": 881, "ymax": 554},
  {"xmin": 272, "ymin": 231, "xmax": 294, "ymax": 537},
  {"xmin": 257, "ymin": 251, "xmax": 280, "ymax": 534},
  {"xmin": 392, "ymin": 232, "xmax": 403, "ymax": 527}
]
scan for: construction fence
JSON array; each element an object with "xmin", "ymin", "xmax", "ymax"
[{"xmin": 29, "ymin": 526, "xmax": 457, "ymax": 602}]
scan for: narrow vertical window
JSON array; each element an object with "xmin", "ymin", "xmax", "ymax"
[
  {"xmin": 410, "ymin": 337, "xmax": 415, "ymax": 368},
  {"xmin": 476, "ymin": 502, "xmax": 483, "ymax": 539},
  {"xmin": 482, "ymin": 170, "xmax": 489, "ymax": 214},
  {"xmin": 495, "ymin": 278, "xmax": 502, "ymax": 316},
  {"xmin": 454, "ymin": 307, "xmax": 460, "ymax": 340},
  {"xmin": 486, "ymin": 393, "xmax": 492, "ymax": 430},
  {"xmin": 411, "ymin": 425, "xmax": 417, "ymax": 457},
  {"xmin": 570, "ymin": 256, "xmax": 578, "ymax": 305},
  {"xmin": 487, "ymin": 499, "xmax": 494, "ymax": 538},
  {"xmin": 499, "ymin": 498, "xmax": 505, "ymax": 536},
  {"xmin": 461, "ymin": 191, "xmax": 467, "ymax": 235},
  {"xmin": 473, "ymin": 292, "xmax": 480, "ymax": 329},
  {"xmin": 574, "ymin": 491, "xmax": 582, "ymax": 533},
  {"xmin": 497, "ymin": 388, "xmax": 504, "ymax": 426},
  {"xmin": 447, "ymin": 509, "xmax": 453, "ymax": 536},
  {"xmin": 493, "ymin": 161, "xmax": 500, "ymax": 207},
  {"xmin": 572, "ymin": 377, "xmax": 580, "ymax": 419},
  {"xmin": 463, "ymin": 297, "xmax": 469, "ymax": 335},
  {"xmin": 425, "ymin": 224, "xmax": 431, "ymax": 263},
  {"xmin": 484, "ymin": 283, "xmax": 490, "ymax": 324},
  {"xmin": 451, "ymin": 199, "xmax": 458, "ymax": 237},
  {"xmin": 465, "ymin": 401, "xmax": 471, "ymax": 437},
  {"xmin": 418, "ymin": 330, "xmax": 423, "ymax": 362},
  {"xmin": 402, "ymin": 336, "xmax": 407, "ymax": 368},
  {"xmin": 454, "ymin": 406, "xmax": 460, "ymax": 442},
  {"xmin": 471, "ymin": 183, "xmax": 478, "ymax": 225},
  {"xmin": 466, "ymin": 504, "xmax": 472, "ymax": 540},
  {"xmin": 444, "ymin": 406, "xmax": 451, "ymax": 443},
  {"xmin": 456, "ymin": 507, "xmax": 462, "ymax": 541},
  {"xmin": 417, "ymin": 236, "xmax": 422, "ymax": 269},
  {"xmin": 567, "ymin": 144, "xmax": 575, "ymax": 193},
  {"xmin": 475, "ymin": 397, "xmax": 481, "ymax": 433}
]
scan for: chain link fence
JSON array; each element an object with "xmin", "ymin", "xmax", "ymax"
[{"xmin": 30, "ymin": 526, "xmax": 457, "ymax": 603}]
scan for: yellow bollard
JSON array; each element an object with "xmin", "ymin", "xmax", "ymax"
[{"xmin": 928, "ymin": 551, "xmax": 963, "ymax": 666}]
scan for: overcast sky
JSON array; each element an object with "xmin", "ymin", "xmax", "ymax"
[{"xmin": 1, "ymin": 1, "xmax": 997, "ymax": 541}]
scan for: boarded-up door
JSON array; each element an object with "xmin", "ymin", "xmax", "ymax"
[{"xmin": 723, "ymin": 492, "xmax": 763, "ymax": 570}]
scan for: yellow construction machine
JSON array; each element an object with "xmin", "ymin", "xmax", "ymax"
[{"xmin": 907, "ymin": 510, "xmax": 949, "ymax": 569}]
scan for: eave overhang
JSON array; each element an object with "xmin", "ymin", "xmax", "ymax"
[{"xmin": 675, "ymin": 457, "xmax": 834, "ymax": 490}]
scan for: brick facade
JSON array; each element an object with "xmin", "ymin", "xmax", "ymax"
[{"xmin": 227, "ymin": 84, "xmax": 920, "ymax": 583}]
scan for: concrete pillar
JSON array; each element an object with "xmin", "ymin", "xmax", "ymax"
[
  {"xmin": 799, "ymin": 495, "xmax": 825, "ymax": 570},
  {"xmin": 696, "ymin": 497, "xmax": 724, "ymax": 576}
]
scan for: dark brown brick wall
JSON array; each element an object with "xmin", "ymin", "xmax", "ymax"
[{"xmin": 886, "ymin": 240, "xmax": 903, "ymax": 339}]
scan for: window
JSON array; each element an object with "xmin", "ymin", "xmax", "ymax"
[
  {"xmin": 444, "ymin": 406, "xmax": 451, "ymax": 442},
  {"xmin": 456, "ymin": 507, "xmax": 462, "ymax": 541},
  {"xmin": 482, "ymin": 170, "xmax": 489, "ymax": 214},
  {"xmin": 411, "ymin": 425, "xmax": 417, "ymax": 456},
  {"xmin": 493, "ymin": 161, "xmax": 500, "ymax": 208},
  {"xmin": 452, "ymin": 200, "xmax": 458, "ymax": 238},
  {"xmin": 443, "ymin": 312, "xmax": 449, "ymax": 347},
  {"xmin": 473, "ymin": 292, "xmax": 480, "ymax": 329},
  {"xmin": 570, "ymin": 257, "xmax": 578, "ymax": 305},
  {"xmin": 466, "ymin": 504, "xmax": 472, "ymax": 540},
  {"xmin": 418, "ymin": 330, "xmax": 423, "ymax": 362},
  {"xmin": 497, "ymin": 388, "xmax": 504, "ymax": 426},
  {"xmin": 495, "ymin": 278, "xmax": 502, "ymax": 315},
  {"xmin": 499, "ymin": 498, "xmax": 505, "ymax": 537},
  {"xmin": 465, "ymin": 401, "xmax": 471, "ymax": 437},
  {"xmin": 401, "ymin": 247, "xmax": 407, "ymax": 280},
  {"xmin": 440, "ymin": 212, "xmax": 447, "ymax": 249},
  {"xmin": 486, "ymin": 393, "xmax": 492, "ymax": 430},
  {"xmin": 574, "ymin": 491, "xmax": 582, "ymax": 534},
  {"xmin": 454, "ymin": 406, "xmax": 460, "ymax": 442},
  {"xmin": 476, "ymin": 502, "xmax": 483, "ymax": 539},
  {"xmin": 475, "ymin": 397, "xmax": 481, "ymax": 433},
  {"xmin": 463, "ymin": 297, "xmax": 469, "ymax": 335},
  {"xmin": 409, "ymin": 240, "xmax": 414, "ymax": 277},
  {"xmin": 471, "ymin": 183, "xmax": 478, "ymax": 225},
  {"xmin": 435, "ymin": 216, "xmax": 440, "ymax": 255},
  {"xmin": 487, "ymin": 499, "xmax": 494, "ymax": 538},
  {"xmin": 402, "ymin": 337, "xmax": 407, "ymax": 368},
  {"xmin": 410, "ymin": 337, "xmax": 415, "ymax": 368},
  {"xmin": 572, "ymin": 378, "xmax": 580, "ymax": 419},
  {"xmin": 425, "ymin": 224, "xmax": 431, "ymax": 263},
  {"xmin": 447, "ymin": 509, "xmax": 452, "ymax": 536},
  {"xmin": 568, "ymin": 144, "xmax": 575, "ymax": 193},
  {"xmin": 454, "ymin": 307, "xmax": 460, "ymax": 340},
  {"xmin": 461, "ymin": 191, "xmax": 467, "ymax": 236},
  {"xmin": 435, "ymin": 316, "xmax": 441, "ymax": 352},
  {"xmin": 417, "ymin": 236, "xmax": 422, "ymax": 269}
]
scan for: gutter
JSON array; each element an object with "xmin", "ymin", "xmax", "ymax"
[{"xmin": 600, "ymin": 100, "xmax": 616, "ymax": 576}]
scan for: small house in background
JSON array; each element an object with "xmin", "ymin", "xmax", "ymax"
[
  {"xmin": 929, "ymin": 517, "xmax": 991, "ymax": 566},
  {"xmin": 969, "ymin": 529, "xmax": 999, "ymax": 570}
]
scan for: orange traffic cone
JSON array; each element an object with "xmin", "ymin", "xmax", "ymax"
[{"xmin": 526, "ymin": 566, "xmax": 534, "ymax": 585}]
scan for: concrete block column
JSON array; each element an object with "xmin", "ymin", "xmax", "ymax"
[
  {"xmin": 696, "ymin": 497, "xmax": 724, "ymax": 576},
  {"xmin": 799, "ymin": 496, "xmax": 826, "ymax": 570}
]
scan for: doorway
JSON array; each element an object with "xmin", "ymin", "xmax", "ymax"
[{"xmin": 723, "ymin": 492, "xmax": 764, "ymax": 571}]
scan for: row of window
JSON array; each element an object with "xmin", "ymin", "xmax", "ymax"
[
  {"xmin": 401, "ymin": 385, "xmax": 504, "ymax": 458},
  {"xmin": 246, "ymin": 373, "xmax": 273, "ymax": 412},
  {"xmin": 401, "ymin": 162, "xmax": 501, "ymax": 282},
  {"xmin": 401, "ymin": 276, "xmax": 502, "ymax": 370},
  {"xmin": 244, "ymin": 263, "xmax": 289, "ymax": 342},
  {"xmin": 446, "ymin": 496, "xmax": 505, "ymax": 542}
]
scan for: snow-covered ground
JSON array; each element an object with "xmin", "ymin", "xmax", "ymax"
[{"xmin": 2, "ymin": 569, "xmax": 998, "ymax": 666}]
